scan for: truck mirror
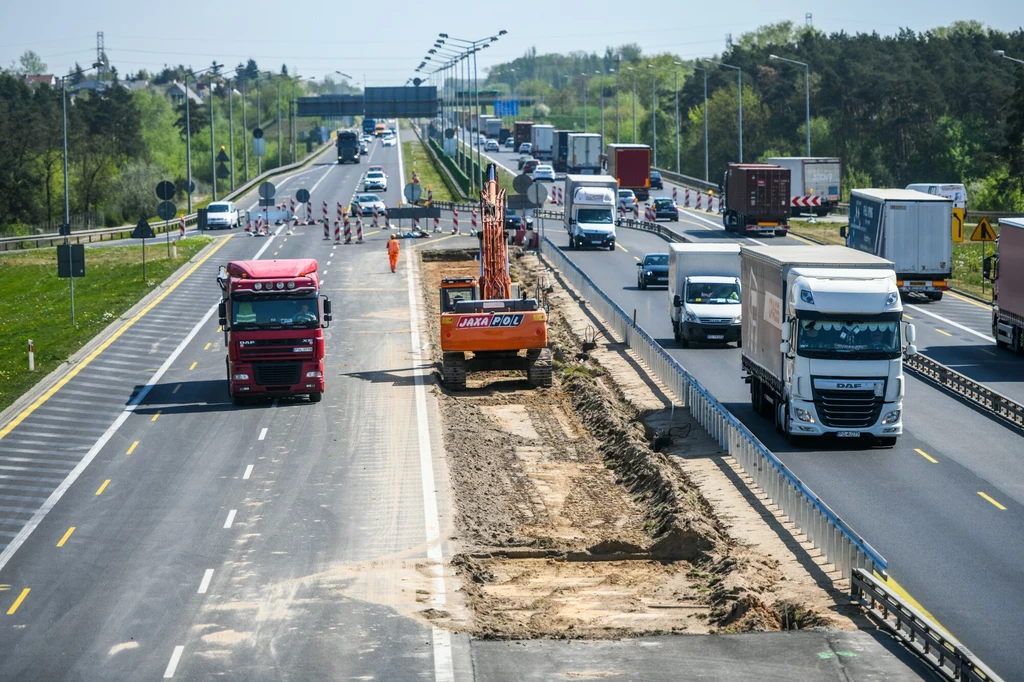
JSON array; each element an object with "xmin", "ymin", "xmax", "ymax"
[
  {"xmin": 780, "ymin": 341, "xmax": 791, "ymax": 354},
  {"xmin": 982, "ymin": 256, "xmax": 993, "ymax": 281},
  {"xmin": 323, "ymin": 297, "xmax": 332, "ymax": 325},
  {"xmin": 218, "ymin": 301, "xmax": 228, "ymax": 328},
  {"xmin": 839, "ymin": 225, "xmax": 847, "ymax": 239},
  {"xmin": 904, "ymin": 323, "xmax": 916, "ymax": 344},
  {"xmin": 906, "ymin": 344, "xmax": 918, "ymax": 357},
  {"xmin": 780, "ymin": 324, "xmax": 791, "ymax": 342},
  {"xmin": 673, "ymin": 294, "xmax": 681, "ymax": 307}
]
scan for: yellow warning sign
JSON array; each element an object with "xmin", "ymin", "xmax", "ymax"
[
  {"xmin": 952, "ymin": 208, "xmax": 964, "ymax": 243},
  {"xmin": 970, "ymin": 217, "xmax": 996, "ymax": 242}
]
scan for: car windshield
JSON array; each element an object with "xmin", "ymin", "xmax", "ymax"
[
  {"xmin": 651, "ymin": 171, "xmax": 661, "ymax": 179},
  {"xmin": 232, "ymin": 295, "xmax": 319, "ymax": 330},
  {"xmin": 577, "ymin": 208, "xmax": 614, "ymax": 224},
  {"xmin": 357, "ymin": 194, "xmax": 380, "ymax": 203},
  {"xmin": 654, "ymin": 199, "xmax": 673, "ymax": 207},
  {"xmin": 208, "ymin": 205, "xmax": 229, "ymax": 213},
  {"xmin": 686, "ymin": 282, "xmax": 740, "ymax": 304},
  {"xmin": 644, "ymin": 255, "xmax": 668, "ymax": 265},
  {"xmin": 367, "ymin": 173, "xmax": 384, "ymax": 179},
  {"xmin": 618, "ymin": 191, "xmax": 633, "ymax": 198},
  {"xmin": 797, "ymin": 319, "xmax": 901, "ymax": 359}
]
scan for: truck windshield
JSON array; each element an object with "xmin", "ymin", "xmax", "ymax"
[
  {"xmin": 686, "ymin": 283, "xmax": 740, "ymax": 304},
  {"xmin": 577, "ymin": 208, "xmax": 613, "ymax": 224},
  {"xmin": 797, "ymin": 319, "xmax": 901, "ymax": 359},
  {"xmin": 208, "ymin": 205, "xmax": 229, "ymax": 213},
  {"xmin": 232, "ymin": 296, "xmax": 319, "ymax": 330}
]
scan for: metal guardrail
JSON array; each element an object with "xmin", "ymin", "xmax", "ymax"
[
  {"xmin": 851, "ymin": 569, "xmax": 1004, "ymax": 682},
  {"xmin": 1, "ymin": 140, "xmax": 336, "ymax": 252},
  {"xmin": 905, "ymin": 352, "xmax": 1024, "ymax": 429},
  {"xmin": 536, "ymin": 229, "xmax": 888, "ymax": 580},
  {"xmin": 652, "ymin": 166, "xmax": 718, "ymax": 192}
]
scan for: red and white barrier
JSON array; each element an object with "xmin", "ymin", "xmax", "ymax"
[
  {"xmin": 434, "ymin": 215, "xmax": 440, "ymax": 232},
  {"xmin": 322, "ymin": 201, "xmax": 328, "ymax": 225},
  {"xmin": 791, "ymin": 195, "xmax": 822, "ymax": 208},
  {"xmin": 373, "ymin": 206, "xmax": 380, "ymax": 228},
  {"xmin": 672, "ymin": 186, "xmax": 677, "ymax": 204},
  {"xmin": 706, "ymin": 194, "xmax": 715, "ymax": 213},
  {"xmin": 452, "ymin": 208, "xmax": 459, "ymax": 234},
  {"xmin": 632, "ymin": 204, "xmax": 639, "ymax": 221},
  {"xmin": 179, "ymin": 215, "xmax": 185, "ymax": 238},
  {"xmin": 696, "ymin": 193, "xmax": 703, "ymax": 210},
  {"xmin": 245, "ymin": 218, "xmax": 253, "ymax": 235},
  {"xmin": 344, "ymin": 211, "xmax": 352, "ymax": 243},
  {"xmin": 334, "ymin": 221, "xmax": 341, "ymax": 243},
  {"xmin": 471, "ymin": 209, "xmax": 478, "ymax": 234},
  {"xmin": 356, "ymin": 217, "xmax": 363, "ymax": 243},
  {"xmin": 427, "ymin": 188, "xmax": 433, "ymax": 205},
  {"xmin": 323, "ymin": 219, "xmax": 330, "ymax": 240}
]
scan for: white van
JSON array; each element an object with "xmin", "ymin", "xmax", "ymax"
[
  {"xmin": 905, "ymin": 183, "xmax": 968, "ymax": 210},
  {"xmin": 205, "ymin": 201, "xmax": 239, "ymax": 229}
]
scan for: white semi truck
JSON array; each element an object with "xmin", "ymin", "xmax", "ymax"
[
  {"xmin": 563, "ymin": 174, "xmax": 618, "ymax": 251},
  {"xmin": 668, "ymin": 243, "xmax": 743, "ymax": 347},
  {"xmin": 566, "ymin": 133, "xmax": 602, "ymax": 174},
  {"xmin": 741, "ymin": 245, "xmax": 917, "ymax": 447}
]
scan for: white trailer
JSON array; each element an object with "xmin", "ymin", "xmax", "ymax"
[
  {"xmin": 530, "ymin": 125, "xmax": 555, "ymax": 161},
  {"xmin": 766, "ymin": 157, "xmax": 842, "ymax": 216},
  {"xmin": 566, "ymin": 133, "xmax": 602, "ymax": 174}
]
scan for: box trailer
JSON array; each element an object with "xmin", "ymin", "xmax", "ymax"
[
  {"xmin": 722, "ymin": 163, "xmax": 791, "ymax": 236},
  {"xmin": 986, "ymin": 217, "xmax": 1024, "ymax": 352},
  {"xmin": 531, "ymin": 125, "xmax": 554, "ymax": 160},
  {"xmin": 606, "ymin": 144, "xmax": 651, "ymax": 201},
  {"xmin": 553, "ymin": 130, "xmax": 571, "ymax": 173},
  {"xmin": 567, "ymin": 133, "xmax": 602, "ymax": 174},
  {"xmin": 766, "ymin": 157, "xmax": 842, "ymax": 216}
]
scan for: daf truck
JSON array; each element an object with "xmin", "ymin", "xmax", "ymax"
[
  {"xmin": 741, "ymin": 245, "xmax": 916, "ymax": 446},
  {"xmin": 668, "ymin": 244, "xmax": 743, "ymax": 347},
  {"xmin": 843, "ymin": 188, "xmax": 953, "ymax": 300},
  {"xmin": 767, "ymin": 157, "xmax": 842, "ymax": 216},
  {"xmin": 563, "ymin": 174, "xmax": 618, "ymax": 250},
  {"xmin": 985, "ymin": 217, "xmax": 1024, "ymax": 353},
  {"xmin": 606, "ymin": 144, "xmax": 651, "ymax": 201},
  {"xmin": 566, "ymin": 133, "xmax": 602, "ymax": 174}
]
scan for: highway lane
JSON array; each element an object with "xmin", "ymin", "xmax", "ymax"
[
  {"xmin": 541, "ymin": 220, "xmax": 1024, "ymax": 680},
  {"xmin": 0, "ymin": 132, "xmax": 465, "ymax": 680}
]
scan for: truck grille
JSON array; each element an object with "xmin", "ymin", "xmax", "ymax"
[
  {"xmin": 253, "ymin": 362, "xmax": 302, "ymax": 386},
  {"xmin": 812, "ymin": 389, "xmax": 883, "ymax": 429},
  {"xmin": 240, "ymin": 338, "xmax": 314, "ymax": 359},
  {"xmin": 701, "ymin": 318, "xmax": 732, "ymax": 324}
]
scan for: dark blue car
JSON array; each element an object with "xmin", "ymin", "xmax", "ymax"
[{"xmin": 637, "ymin": 253, "xmax": 669, "ymax": 289}]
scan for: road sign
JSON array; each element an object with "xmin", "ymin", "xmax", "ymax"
[
  {"xmin": 258, "ymin": 198, "xmax": 276, "ymax": 207},
  {"xmin": 404, "ymin": 182, "xmax": 422, "ymax": 204},
  {"xmin": 58, "ymin": 223, "xmax": 71, "ymax": 236},
  {"xmin": 512, "ymin": 174, "xmax": 533, "ymax": 194},
  {"xmin": 952, "ymin": 207, "xmax": 965, "ymax": 243},
  {"xmin": 258, "ymin": 182, "xmax": 276, "ymax": 199},
  {"xmin": 57, "ymin": 244, "xmax": 85, "ymax": 278},
  {"xmin": 216, "ymin": 148, "xmax": 229, "ymax": 163},
  {"xmin": 157, "ymin": 201, "xmax": 177, "ymax": 221},
  {"xmin": 187, "ymin": 181, "xmax": 196, "ymax": 194},
  {"xmin": 216, "ymin": 162, "xmax": 230, "ymax": 179},
  {"xmin": 253, "ymin": 138, "xmax": 266, "ymax": 157},
  {"xmin": 970, "ymin": 216, "xmax": 996, "ymax": 242},
  {"xmin": 444, "ymin": 128, "xmax": 455, "ymax": 139},
  {"xmin": 295, "ymin": 188, "xmax": 311, "ymax": 203},
  {"xmin": 156, "ymin": 180, "xmax": 176, "ymax": 201},
  {"xmin": 132, "ymin": 218, "xmax": 156, "ymax": 240},
  {"xmin": 526, "ymin": 182, "xmax": 548, "ymax": 207},
  {"xmin": 253, "ymin": 127, "xmax": 264, "ymax": 139}
]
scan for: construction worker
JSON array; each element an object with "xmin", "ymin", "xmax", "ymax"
[{"xmin": 387, "ymin": 234, "xmax": 401, "ymax": 273}]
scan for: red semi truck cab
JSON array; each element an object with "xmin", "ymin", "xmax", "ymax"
[{"xmin": 216, "ymin": 259, "xmax": 332, "ymax": 404}]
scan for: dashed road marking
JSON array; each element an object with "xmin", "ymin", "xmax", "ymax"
[
  {"xmin": 223, "ymin": 510, "xmax": 237, "ymax": 529},
  {"xmin": 243, "ymin": 465, "xmax": 253, "ymax": 480},
  {"xmin": 258, "ymin": 428, "xmax": 267, "ymax": 441},
  {"xmin": 978, "ymin": 492, "xmax": 1007, "ymax": 510},
  {"xmin": 6, "ymin": 588, "xmax": 29, "ymax": 615},
  {"xmin": 126, "ymin": 441, "xmax": 138, "ymax": 455},
  {"xmin": 915, "ymin": 448, "xmax": 938, "ymax": 463},
  {"xmin": 95, "ymin": 480, "xmax": 110, "ymax": 495},
  {"xmin": 56, "ymin": 527, "xmax": 75, "ymax": 547},
  {"xmin": 197, "ymin": 569, "xmax": 214, "ymax": 594},
  {"xmin": 163, "ymin": 645, "xmax": 184, "ymax": 678}
]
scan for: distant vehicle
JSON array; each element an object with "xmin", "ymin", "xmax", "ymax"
[
  {"xmin": 363, "ymin": 171, "xmax": 387, "ymax": 191},
  {"xmin": 205, "ymin": 201, "xmax": 239, "ymax": 229},
  {"xmin": 517, "ymin": 154, "xmax": 533, "ymax": 170},
  {"xmin": 350, "ymin": 194, "xmax": 386, "ymax": 216},
  {"xmin": 336, "ymin": 130, "xmax": 360, "ymax": 164},
  {"xmin": 566, "ymin": 133, "xmax": 602, "ymax": 174},
  {"xmin": 985, "ymin": 217, "xmax": 1024, "ymax": 352},
  {"xmin": 522, "ymin": 159, "xmax": 539, "ymax": 174},
  {"xmin": 514, "ymin": 121, "xmax": 533, "ymax": 151},
  {"xmin": 359, "ymin": 141, "xmax": 369, "ymax": 155},
  {"xmin": 533, "ymin": 164, "xmax": 555, "ymax": 181},
  {"xmin": 374, "ymin": 122, "xmax": 387, "ymax": 137},
  {"xmin": 485, "ymin": 139, "xmax": 499, "ymax": 152},
  {"xmin": 606, "ymin": 144, "xmax": 651, "ymax": 201},
  {"xmin": 504, "ymin": 137, "xmax": 515, "ymax": 149},
  {"xmin": 505, "ymin": 214, "xmax": 534, "ymax": 232},
  {"xmin": 617, "ymin": 189, "xmax": 637, "ymax": 213},
  {"xmin": 668, "ymin": 244, "xmax": 741, "ymax": 345},
  {"xmin": 842, "ymin": 188, "xmax": 952, "ymax": 300},
  {"xmin": 362, "ymin": 118, "xmax": 377, "ymax": 135},
  {"xmin": 362, "ymin": 133, "xmax": 373, "ymax": 143},
  {"xmin": 721, "ymin": 163, "xmax": 791, "ymax": 236},
  {"xmin": 387, "ymin": 119, "xmax": 398, "ymax": 132},
  {"xmin": 519, "ymin": 142, "xmax": 533, "ymax": 155},
  {"xmin": 368, "ymin": 165, "xmax": 386, "ymax": 177},
  {"xmin": 769, "ymin": 157, "xmax": 843, "ymax": 216},
  {"xmin": 530, "ymin": 124, "xmax": 554, "ymax": 160},
  {"xmin": 382, "ymin": 134, "xmax": 396, "ymax": 147},
  {"xmin": 564, "ymin": 174, "xmax": 619, "ymax": 251},
  {"xmin": 649, "ymin": 170, "xmax": 664, "ymax": 190},
  {"xmin": 637, "ymin": 253, "xmax": 669, "ymax": 289},
  {"xmin": 906, "ymin": 182, "xmax": 968, "ymax": 240},
  {"xmin": 652, "ymin": 197, "xmax": 679, "ymax": 221}
]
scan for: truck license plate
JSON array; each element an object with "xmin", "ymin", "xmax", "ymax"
[
  {"xmin": 707, "ymin": 334, "xmax": 725, "ymax": 340},
  {"xmin": 837, "ymin": 431, "xmax": 860, "ymax": 438}
]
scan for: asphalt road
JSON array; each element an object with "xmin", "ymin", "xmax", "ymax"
[{"xmin": 538, "ymin": 215, "xmax": 1024, "ymax": 680}]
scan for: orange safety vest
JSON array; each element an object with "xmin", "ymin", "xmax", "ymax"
[{"xmin": 387, "ymin": 239, "xmax": 400, "ymax": 257}]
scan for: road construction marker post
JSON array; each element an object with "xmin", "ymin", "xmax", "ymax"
[{"xmin": 28, "ymin": 340, "xmax": 34, "ymax": 372}]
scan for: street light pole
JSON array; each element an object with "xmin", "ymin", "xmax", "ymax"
[
  {"xmin": 256, "ymin": 72, "xmax": 262, "ymax": 175},
  {"xmin": 673, "ymin": 62, "xmax": 682, "ymax": 173},
  {"xmin": 209, "ymin": 72, "xmax": 217, "ymax": 201},
  {"xmin": 581, "ymin": 74, "xmax": 588, "ymax": 133},
  {"xmin": 647, "ymin": 65, "xmax": 657, "ymax": 167},
  {"xmin": 627, "ymin": 68, "xmax": 637, "ymax": 143},
  {"xmin": 228, "ymin": 78, "xmax": 235, "ymax": 191},
  {"xmin": 241, "ymin": 76, "xmax": 249, "ymax": 182},
  {"xmin": 615, "ymin": 68, "xmax": 620, "ymax": 143},
  {"xmin": 598, "ymin": 70, "xmax": 610, "ymax": 142},
  {"xmin": 277, "ymin": 79, "xmax": 282, "ymax": 168},
  {"xmin": 185, "ymin": 70, "xmax": 193, "ymax": 212},
  {"xmin": 709, "ymin": 61, "xmax": 742, "ymax": 162},
  {"xmin": 693, "ymin": 66, "xmax": 709, "ymax": 181},
  {"xmin": 770, "ymin": 55, "xmax": 811, "ymax": 156}
]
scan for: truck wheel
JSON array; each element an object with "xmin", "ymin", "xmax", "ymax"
[
  {"xmin": 926, "ymin": 292, "xmax": 943, "ymax": 302},
  {"xmin": 673, "ymin": 322, "xmax": 681, "ymax": 343},
  {"xmin": 309, "ymin": 392, "xmax": 323, "ymax": 403},
  {"xmin": 736, "ymin": 337, "xmax": 742, "ymax": 349}
]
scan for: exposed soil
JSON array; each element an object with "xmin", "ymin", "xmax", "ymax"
[{"xmin": 419, "ymin": 247, "xmax": 855, "ymax": 639}]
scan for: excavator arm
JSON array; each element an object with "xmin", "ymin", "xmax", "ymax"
[{"xmin": 479, "ymin": 164, "xmax": 512, "ymax": 301}]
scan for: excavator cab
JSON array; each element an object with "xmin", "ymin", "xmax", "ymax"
[{"xmin": 440, "ymin": 277, "xmax": 479, "ymax": 313}]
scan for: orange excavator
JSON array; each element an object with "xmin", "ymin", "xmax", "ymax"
[{"xmin": 439, "ymin": 164, "xmax": 551, "ymax": 390}]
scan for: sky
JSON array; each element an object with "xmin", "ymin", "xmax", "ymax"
[{"xmin": 2, "ymin": 0, "xmax": 1023, "ymax": 85}]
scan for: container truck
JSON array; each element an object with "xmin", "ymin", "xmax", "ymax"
[
  {"xmin": 553, "ymin": 130, "xmax": 571, "ymax": 173},
  {"xmin": 722, "ymin": 163, "xmax": 791, "ymax": 236},
  {"xmin": 485, "ymin": 117, "xmax": 502, "ymax": 139},
  {"xmin": 842, "ymin": 189, "xmax": 952, "ymax": 300},
  {"xmin": 606, "ymin": 144, "xmax": 651, "ymax": 201},
  {"xmin": 531, "ymin": 124, "xmax": 555, "ymax": 160},
  {"xmin": 563, "ymin": 174, "xmax": 618, "ymax": 250},
  {"xmin": 514, "ymin": 121, "xmax": 533, "ymax": 152},
  {"xmin": 668, "ymin": 244, "xmax": 743, "ymax": 347},
  {"xmin": 217, "ymin": 259, "xmax": 333, "ymax": 405},
  {"xmin": 741, "ymin": 245, "xmax": 916, "ymax": 446},
  {"xmin": 567, "ymin": 133, "xmax": 602, "ymax": 174},
  {"xmin": 985, "ymin": 217, "xmax": 1024, "ymax": 353},
  {"xmin": 766, "ymin": 157, "xmax": 842, "ymax": 216}
]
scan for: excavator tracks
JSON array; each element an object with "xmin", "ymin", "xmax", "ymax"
[
  {"xmin": 527, "ymin": 348, "xmax": 553, "ymax": 388},
  {"xmin": 442, "ymin": 352, "xmax": 468, "ymax": 391}
]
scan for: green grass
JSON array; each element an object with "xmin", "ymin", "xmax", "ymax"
[
  {"xmin": 0, "ymin": 236, "xmax": 213, "ymax": 412},
  {"xmin": 788, "ymin": 220, "xmax": 996, "ymax": 302},
  {"xmin": 402, "ymin": 139, "xmax": 457, "ymax": 203}
]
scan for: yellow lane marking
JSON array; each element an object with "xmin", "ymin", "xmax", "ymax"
[
  {"xmin": 273, "ymin": 251, "xmax": 279, "ymax": 256},
  {"xmin": 915, "ymin": 448, "xmax": 938, "ymax": 463},
  {"xmin": 217, "ymin": 326, "xmax": 222, "ymax": 333},
  {"xmin": 151, "ymin": 411, "xmax": 161, "ymax": 422},
  {"xmin": 936, "ymin": 329, "xmax": 953, "ymax": 337},
  {"xmin": 414, "ymin": 234, "xmax": 459, "ymax": 247},
  {"xmin": 95, "ymin": 480, "xmax": 110, "ymax": 495},
  {"xmin": 947, "ymin": 290, "xmax": 990, "ymax": 310},
  {"xmin": 0, "ymin": 236, "xmax": 233, "ymax": 442},
  {"xmin": 980, "ymin": 349, "xmax": 997, "ymax": 357},
  {"xmin": 283, "ymin": 238, "xmax": 288, "ymax": 242},
  {"xmin": 6, "ymin": 588, "xmax": 29, "ymax": 615},
  {"xmin": 204, "ymin": 342, "xmax": 211, "ymax": 350},
  {"xmin": 57, "ymin": 527, "xmax": 76, "ymax": 547},
  {"xmin": 172, "ymin": 384, "xmax": 181, "ymax": 394},
  {"xmin": 634, "ymin": 256, "xmax": 641, "ymax": 261},
  {"xmin": 616, "ymin": 243, "xmax": 629, "ymax": 253},
  {"xmin": 0, "ymin": 585, "xmax": 10, "ymax": 592},
  {"xmin": 876, "ymin": 572, "xmax": 954, "ymax": 639},
  {"xmin": 903, "ymin": 314, "xmax": 913, "ymax": 320},
  {"xmin": 978, "ymin": 492, "xmax": 1007, "ymax": 510},
  {"xmin": 126, "ymin": 441, "xmax": 138, "ymax": 456},
  {"xmin": 786, "ymin": 232, "xmax": 817, "ymax": 245},
  {"xmin": 189, "ymin": 361, "xmax": 198, "ymax": 370}
]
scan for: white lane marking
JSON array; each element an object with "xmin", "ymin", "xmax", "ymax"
[
  {"xmin": 258, "ymin": 428, "xmax": 268, "ymax": 441},
  {"xmin": 163, "ymin": 645, "xmax": 185, "ymax": 678},
  {"xmin": 243, "ymin": 464, "xmax": 253, "ymax": 480},
  {"xmin": 326, "ymin": 260, "xmax": 332, "ymax": 266},
  {"xmin": 0, "ymin": 303, "xmax": 220, "ymax": 573},
  {"xmin": 197, "ymin": 569, "xmax": 214, "ymax": 594},
  {"xmin": 223, "ymin": 509, "xmax": 237, "ymax": 529},
  {"xmin": 405, "ymin": 247, "xmax": 454, "ymax": 682},
  {"xmin": 905, "ymin": 304, "xmax": 996, "ymax": 343}
]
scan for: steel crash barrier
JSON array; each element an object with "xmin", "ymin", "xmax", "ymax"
[
  {"xmin": 537, "ymin": 232, "xmax": 888, "ymax": 580},
  {"xmin": 851, "ymin": 569, "xmax": 1004, "ymax": 682},
  {"xmin": 1, "ymin": 140, "xmax": 336, "ymax": 252},
  {"xmin": 904, "ymin": 352, "xmax": 1024, "ymax": 429}
]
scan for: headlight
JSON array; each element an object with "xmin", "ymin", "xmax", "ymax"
[
  {"xmin": 882, "ymin": 410, "xmax": 901, "ymax": 425},
  {"xmin": 232, "ymin": 373, "xmax": 250, "ymax": 381},
  {"xmin": 800, "ymin": 289, "xmax": 815, "ymax": 305},
  {"xmin": 306, "ymin": 371, "xmax": 323, "ymax": 378},
  {"xmin": 886, "ymin": 292, "xmax": 899, "ymax": 306},
  {"xmin": 794, "ymin": 408, "xmax": 815, "ymax": 423},
  {"xmin": 733, "ymin": 314, "xmax": 742, "ymax": 324},
  {"xmin": 645, "ymin": 270, "xmax": 653, "ymax": 277},
  {"xmin": 684, "ymin": 310, "xmax": 699, "ymax": 323}
]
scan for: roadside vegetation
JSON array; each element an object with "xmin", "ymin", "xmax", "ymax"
[
  {"xmin": 0, "ymin": 236, "xmax": 212, "ymax": 412},
  {"xmin": 402, "ymin": 138, "xmax": 457, "ymax": 203}
]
